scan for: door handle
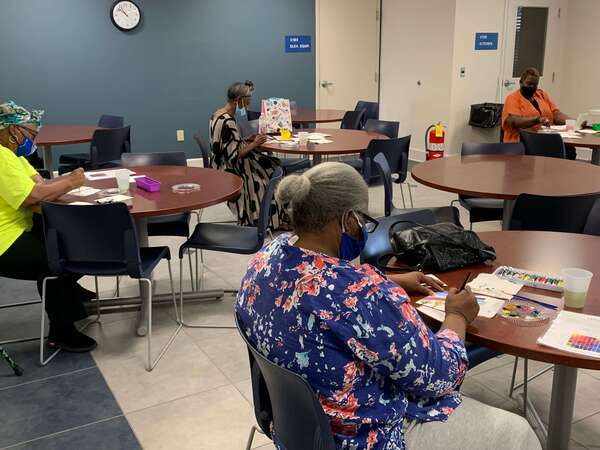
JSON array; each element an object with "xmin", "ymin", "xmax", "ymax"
[
  {"xmin": 320, "ymin": 80, "xmax": 334, "ymax": 88},
  {"xmin": 503, "ymin": 79, "xmax": 516, "ymax": 88}
]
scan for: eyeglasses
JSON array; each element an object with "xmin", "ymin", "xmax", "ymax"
[{"xmin": 355, "ymin": 211, "xmax": 379, "ymax": 233}]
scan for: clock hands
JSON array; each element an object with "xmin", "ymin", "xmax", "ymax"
[{"xmin": 118, "ymin": 5, "xmax": 129, "ymax": 18}]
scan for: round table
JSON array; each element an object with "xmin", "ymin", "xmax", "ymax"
[
  {"xmin": 541, "ymin": 130, "xmax": 600, "ymax": 165},
  {"xmin": 291, "ymin": 108, "xmax": 346, "ymax": 126},
  {"xmin": 402, "ymin": 231, "xmax": 600, "ymax": 450},
  {"xmin": 411, "ymin": 155, "xmax": 600, "ymax": 229},
  {"xmin": 63, "ymin": 166, "xmax": 242, "ymax": 336},
  {"xmin": 259, "ymin": 128, "xmax": 386, "ymax": 165},
  {"xmin": 36, "ymin": 125, "xmax": 99, "ymax": 172}
]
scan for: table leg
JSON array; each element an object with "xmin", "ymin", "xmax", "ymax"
[
  {"xmin": 502, "ymin": 199, "xmax": 515, "ymax": 230},
  {"xmin": 312, "ymin": 154, "xmax": 322, "ymax": 165},
  {"xmin": 42, "ymin": 145, "xmax": 53, "ymax": 175},
  {"xmin": 135, "ymin": 217, "xmax": 151, "ymax": 337},
  {"xmin": 546, "ymin": 365, "xmax": 578, "ymax": 450},
  {"xmin": 591, "ymin": 149, "xmax": 600, "ymax": 166}
]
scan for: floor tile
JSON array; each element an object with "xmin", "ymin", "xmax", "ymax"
[
  {"xmin": 10, "ymin": 416, "xmax": 140, "ymax": 450},
  {"xmin": 0, "ymin": 340, "xmax": 95, "ymax": 390},
  {"xmin": 94, "ymin": 333, "xmax": 228, "ymax": 414},
  {"xmin": 234, "ymin": 377, "xmax": 253, "ymax": 406},
  {"xmin": 467, "ymin": 354, "xmax": 514, "ymax": 376},
  {"xmin": 572, "ymin": 411, "xmax": 600, "ymax": 448},
  {"xmin": 126, "ymin": 384, "xmax": 270, "ymax": 450},
  {"xmin": 0, "ymin": 367, "xmax": 121, "ymax": 448}
]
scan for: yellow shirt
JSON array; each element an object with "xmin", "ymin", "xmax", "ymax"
[{"xmin": 0, "ymin": 145, "xmax": 37, "ymax": 255}]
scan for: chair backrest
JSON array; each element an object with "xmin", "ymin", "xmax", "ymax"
[
  {"xmin": 121, "ymin": 151, "xmax": 187, "ymax": 167},
  {"xmin": 373, "ymin": 151, "xmax": 398, "ymax": 216},
  {"xmin": 193, "ymin": 133, "xmax": 212, "ymax": 168},
  {"xmin": 257, "ymin": 167, "xmax": 284, "ymax": 241},
  {"xmin": 461, "ymin": 142, "xmax": 525, "ymax": 156},
  {"xmin": 98, "ymin": 114, "xmax": 125, "ymax": 128},
  {"xmin": 510, "ymin": 194, "xmax": 599, "ymax": 233},
  {"xmin": 354, "ymin": 101, "xmax": 379, "ymax": 128},
  {"xmin": 340, "ymin": 110, "xmax": 364, "ymax": 130},
  {"xmin": 41, "ymin": 202, "xmax": 143, "ymax": 278},
  {"xmin": 362, "ymin": 137, "xmax": 410, "ymax": 185},
  {"xmin": 89, "ymin": 126, "xmax": 131, "ymax": 167},
  {"xmin": 364, "ymin": 119, "xmax": 399, "ymax": 139},
  {"xmin": 235, "ymin": 314, "xmax": 336, "ymax": 450},
  {"xmin": 247, "ymin": 110, "xmax": 261, "ymax": 121},
  {"xmin": 519, "ymin": 130, "xmax": 566, "ymax": 158},
  {"xmin": 238, "ymin": 119, "xmax": 259, "ymax": 138},
  {"xmin": 583, "ymin": 198, "xmax": 600, "ymax": 236}
]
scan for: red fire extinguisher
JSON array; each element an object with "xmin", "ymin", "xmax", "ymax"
[{"xmin": 425, "ymin": 123, "xmax": 445, "ymax": 160}]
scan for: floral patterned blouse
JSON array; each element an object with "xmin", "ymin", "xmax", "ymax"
[{"xmin": 236, "ymin": 234, "xmax": 468, "ymax": 450}]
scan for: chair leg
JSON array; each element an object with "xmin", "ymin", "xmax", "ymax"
[
  {"xmin": 245, "ymin": 425, "xmax": 263, "ymax": 450},
  {"xmin": 142, "ymin": 262, "xmax": 182, "ymax": 372},
  {"xmin": 509, "ymin": 357, "xmax": 519, "ymax": 397},
  {"xmin": 115, "ymin": 276, "xmax": 120, "ymax": 297},
  {"xmin": 523, "ymin": 358, "xmax": 528, "ymax": 417},
  {"xmin": 407, "ymin": 183, "xmax": 414, "ymax": 207},
  {"xmin": 187, "ymin": 251, "xmax": 195, "ymax": 292},
  {"xmin": 40, "ymin": 277, "xmax": 61, "ymax": 366},
  {"xmin": 399, "ymin": 183, "xmax": 407, "ymax": 208},
  {"xmin": 178, "ymin": 257, "xmax": 236, "ymax": 329}
]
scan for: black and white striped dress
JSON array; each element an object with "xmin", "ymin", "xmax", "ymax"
[{"xmin": 209, "ymin": 113, "xmax": 289, "ymax": 229}]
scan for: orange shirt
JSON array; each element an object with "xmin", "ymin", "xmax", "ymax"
[{"xmin": 501, "ymin": 89, "xmax": 559, "ymax": 143}]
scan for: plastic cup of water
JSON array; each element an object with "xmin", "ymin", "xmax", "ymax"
[
  {"xmin": 115, "ymin": 169, "xmax": 130, "ymax": 194},
  {"xmin": 561, "ymin": 268, "xmax": 593, "ymax": 309},
  {"xmin": 566, "ymin": 119, "xmax": 576, "ymax": 131},
  {"xmin": 298, "ymin": 131, "xmax": 309, "ymax": 145}
]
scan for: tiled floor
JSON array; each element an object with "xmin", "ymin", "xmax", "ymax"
[{"xmin": 1, "ymin": 175, "xmax": 599, "ymax": 449}]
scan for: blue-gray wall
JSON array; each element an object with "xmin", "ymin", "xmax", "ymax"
[{"xmin": 0, "ymin": 0, "xmax": 315, "ymax": 164}]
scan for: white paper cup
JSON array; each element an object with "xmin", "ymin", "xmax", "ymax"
[
  {"xmin": 562, "ymin": 268, "xmax": 593, "ymax": 308},
  {"xmin": 566, "ymin": 119, "xmax": 576, "ymax": 131},
  {"xmin": 115, "ymin": 169, "xmax": 130, "ymax": 194},
  {"xmin": 297, "ymin": 131, "xmax": 309, "ymax": 145}
]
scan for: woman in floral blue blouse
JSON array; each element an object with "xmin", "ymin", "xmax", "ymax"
[{"xmin": 236, "ymin": 162, "xmax": 540, "ymax": 450}]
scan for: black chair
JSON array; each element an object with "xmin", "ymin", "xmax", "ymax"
[
  {"xmin": 458, "ymin": 142, "xmax": 525, "ymax": 228},
  {"xmin": 247, "ymin": 110, "xmax": 261, "ymax": 121},
  {"xmin": 40, "ymin": 202, "xmax": 180, "ymax": 371},
  {"xmin": 519, "ymin": 130, "xmax": 566, "ymax": 159},
  {"xmin": 364, "ymin": 119, "xmax": 399, "ymax": 138},
  {"xmin": 59, "ymin": 115, "xmax": 125, "ymax": 167},
  {"xmin": 340, "ymin": 110, "xmax": 364, "ymax": 130},
  {"xmin": 58, "ymin": 126, "xmax": 131, "ymax": 174},
  {"xmin": 177, "ymin": 168, "xmax": 284, "ymax": 328},
  {"xmin": 236, "ymin": 314, "xmax": 336, "ymax": 450},
  {"xmin": 354, "ymin": 101, "xmax": 378, "ymax": 128},
  {"xmin": 193, "ymin": 133, "xmax": 212, "ymax": 168},
  {"xmin": 583, "ymin": 198, "xmax": 600, "ymax": 236},
  {"xmin": 121, "ymin": 151, "xmax": 199, "ymax": 289}
]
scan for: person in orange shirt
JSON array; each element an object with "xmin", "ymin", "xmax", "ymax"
[{"xmin": 502, "ymin": 67, "xmax": 575, "ymax": 159}]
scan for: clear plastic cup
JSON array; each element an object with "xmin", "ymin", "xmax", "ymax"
[
  {"xmin": 115, "ymin": 169, "xmax": 130, "ymax": 194},
  {"xmin": 298, "ymin": 131, "xmax": 309, "ymax": 145},
  {"xmin": 561, "ymin": 268, "xmax": 593, "ymax": 308},
  {"xmin": 566, "ymin": 119, "xmax": 576, "ymax": 131}
]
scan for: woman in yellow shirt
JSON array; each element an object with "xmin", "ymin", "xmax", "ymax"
[{"xmin": 0, "ymin": 101, "xmax": 96, "ymax": 352}]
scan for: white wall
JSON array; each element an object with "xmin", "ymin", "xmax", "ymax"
[
  {"xmin": 379, "ymin": 0, "xmax": 456, "ymax": 159},
  {"xmin": 561, "ymin": 0, "xmax": 600, "ymax": 116}
]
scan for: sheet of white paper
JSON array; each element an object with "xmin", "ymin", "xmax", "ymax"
[
  {"xmin": 559, "ymin": 132, "xmax": 582, "ymax": 139},
  {"xmin": 311, "ymin": 139, "xmax": 333, "ymax": 144},
  {"xmin": 68, "ymin": 201, "xmax": 94, "ymax": 206},
  {"xmin": 416, "ymin": 292, "xmax": 505, "ymax": 318},
  {"xmin": 84, "ymin": 169, "xmax": 135, "ymax": 181},
  {"xmin": 95, "ymin": 194, "xmax": 133, "ymax": 204},
  {"xmin": 468, "ymin": 273, "xmax": 521, "ymax": 300},
  {"xmin": 67, "ymin": 187, "xmax": 101, "ymax": 197},
  {"xmin": 417, "ymin": 305, "xmax": 446, "ymax": 322},
  {"xmin": 578, "ymin": 129, "xmax": 599, "ymax": 134},
  {"xmin": 538, "ymin": 310, "xmax": 600, "ymax": 359},
  {"xmin": 307, "ymin": 133, "xmax": 331, "ymax": 139},
  {"xmin": 550, "ymin": 125, "xmax": 567, "ymax": 131}
]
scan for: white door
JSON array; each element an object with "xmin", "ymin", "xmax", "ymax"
[
  {"xmin": 316, "ymin": 0, "xmax": 380, "ymax": 110},
  {"xmin": 500, "ymin": 0, "xmax": 566, "ymax": 101}
]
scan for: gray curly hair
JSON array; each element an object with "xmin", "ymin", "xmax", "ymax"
[{"xmin": 227, "ymin": 80, "xmax": 254, "ymax": 101}]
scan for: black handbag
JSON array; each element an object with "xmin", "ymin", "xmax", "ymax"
[
  {"xmin": 468, "ymin": 103, "xmax": 503, "ymax": 128},
  {"xmin": 388, "ymin": 222, "xmax": 496, "ymax": 272}
]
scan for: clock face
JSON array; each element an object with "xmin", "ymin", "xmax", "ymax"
[{"xmin": 111, "ymin": 1, "xmax": 141, "ymax": 31}]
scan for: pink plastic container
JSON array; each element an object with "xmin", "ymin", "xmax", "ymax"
[{"xmin": 135, "ymin": 176, "xmax": 161, "ymax": 192}]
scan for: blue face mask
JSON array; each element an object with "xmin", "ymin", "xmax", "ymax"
[
  {"xmin": 339, "ymin": 212, "xmax": 369, "ymax": 261},
  {"xmin": 235, "ymin": 98, "xmax": 248, "ymax": 123},
  {"xmin": 16, "ymin": 138, "xmax": 37, "ymax": 157}
]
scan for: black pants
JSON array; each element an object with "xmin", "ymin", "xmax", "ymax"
[{"xmin": 0, "ymin": 215, "xmax": 87, "ymax": 326}]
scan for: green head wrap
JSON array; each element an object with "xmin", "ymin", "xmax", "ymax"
[{"xmin": 0, "ymin": 100, "xmax": 44, "ymax": 130}]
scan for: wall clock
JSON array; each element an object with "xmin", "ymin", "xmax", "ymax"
[{"xmin": 111, "ymin": 1, "xmax": 141, "ymax": 32}]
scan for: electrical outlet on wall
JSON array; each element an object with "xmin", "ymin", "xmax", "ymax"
[{"xmin": 176, "ymin": 129, "xmax": 185, "ymax": 142}]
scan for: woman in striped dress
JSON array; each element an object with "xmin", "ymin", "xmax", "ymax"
[{"xmin": 209, "ymin": 80, "xmax": 288, "ymax": 229}]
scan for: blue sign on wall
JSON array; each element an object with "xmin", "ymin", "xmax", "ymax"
[
  {"xmin": 285, "ymin": 35, "xmax": 311, "ymax": 53},
  {"xmin": 475, "ymin": 32, "xmax": 499, "ymax": 50}
]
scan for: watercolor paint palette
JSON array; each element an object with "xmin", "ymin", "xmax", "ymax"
[{"xmin": 493, "ymin": 266, "xmax": 564, "ymax": 292}]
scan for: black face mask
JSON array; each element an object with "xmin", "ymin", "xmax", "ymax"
[{"xmin": 520, "ymin": 85, "xmax": 537, "ymax": 98}]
